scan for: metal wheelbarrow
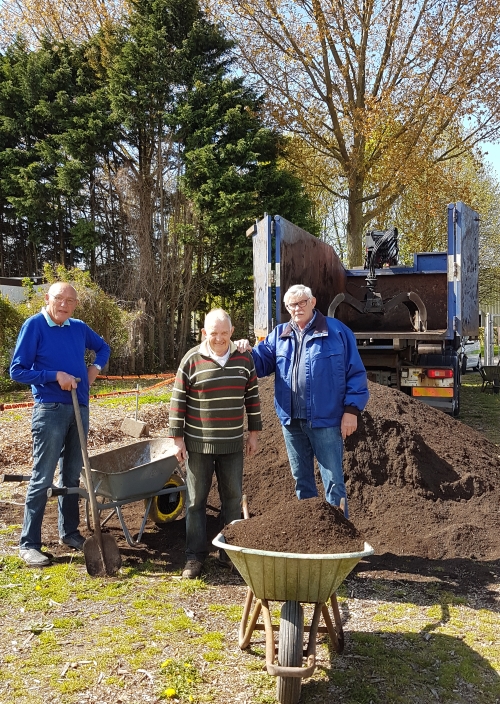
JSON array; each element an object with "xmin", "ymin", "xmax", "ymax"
[
  {"xmin": 48, "ymin": 438, "xmax": 186, "ymax": 546},
  {"xmin": 213, "ymin": 524, "xmax": 373, "ymax": 704}
]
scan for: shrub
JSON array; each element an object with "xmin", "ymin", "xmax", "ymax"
[{"xmin": 0, "ymin": 293, "xmax": 26, "ymax": 390}]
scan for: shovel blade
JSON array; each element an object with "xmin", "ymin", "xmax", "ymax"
[
  {"xmin": 83, "ymin": 537, "xmax": 106, "ymax": 577},
  {"xmin": 102, "ymin": 533, "xmax": 122, "ymax": 575},
  {"xmin": 83, "ymin": 535, "xmax": 122, "ymax": 577}
]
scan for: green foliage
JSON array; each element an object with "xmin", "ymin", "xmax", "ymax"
[
  {"xmin": 0, "ymin": 0, "xmax": 319, "ymax": 368},
  {"xmin": 0, "ymin": 293, "xmax": 25, "ymax": 388},
  {"xmin": 41, "ymin": 264, "xmax": 132, "ymax": 360},
  {"xmin": 158, "ymin": 658, "xmax": 201, "ymax": 700},
  {"xmin": 0, "ymin": 36, "xmax": 116, "ymax": 268},
  {"xmin": 173, "ymin": 73, "xmax": 318, "ymax": 304},
  {"xmin": 4, "ymin": 266, "xmax": 134, "ymax": 376}
]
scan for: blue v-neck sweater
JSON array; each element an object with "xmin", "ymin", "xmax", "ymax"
[{"xmin": 10, "ymin": 312, "xmax": 110, "ymax": 406}]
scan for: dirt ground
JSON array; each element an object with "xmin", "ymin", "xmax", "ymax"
[{"xmin": 1, "ymin": 376, "xmax": 500, "ymax": 592}]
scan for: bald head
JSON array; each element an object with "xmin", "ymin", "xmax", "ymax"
[{"xmin": 45, "ymin": 282, "xmax": 78, "ymax": 325}]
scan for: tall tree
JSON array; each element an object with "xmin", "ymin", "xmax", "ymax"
[
  {"xmin": 174, "ymin": 74, "xmax": 317, "ymax": 306},
  {"xmin": 106, "ymin": 0, "xmax": 316, "ymax": 365},
  {"xmin": 0, "ymin": 37, "xmax": 115, "ymax": 273},
  {"xmin": 208, "ymin": 0, "xmax": 500, "ymax": 265},
  {"xmin": 105, "ymin": 0, "xmax": 234, "ymax": 366}
]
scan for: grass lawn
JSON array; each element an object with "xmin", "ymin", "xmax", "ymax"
[{"xmin": 460, "ymin": 370, "xmax": 500, "ymax": 446}]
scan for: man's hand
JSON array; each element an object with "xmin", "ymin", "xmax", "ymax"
[
  {"xmin": 246, "ymin": 430, "xmax": 259, "ymax": 457},
  {"xmin": 56, "ymin": 371, "xmax": 77, "ymax": 391},
  {"xmin": 234, "ymin": 339, "xmax": 252, "ymax": 353},
  {"xmin": 341, "ymin": 412, "xmax": 357, "ymax": 440},
  {"xmin": 87, "ymin": 365, "xmax": 100, "ymax": 386},
  {"xmin": 173, "ymin": 437, "xmax": 187, "ymax": 462}
]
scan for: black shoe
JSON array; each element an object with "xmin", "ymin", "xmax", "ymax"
[{"xmin": 182, "ymin": 560, "xmax": 203, "ymax": 579}]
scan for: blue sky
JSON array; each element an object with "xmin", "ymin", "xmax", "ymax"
[{"xmin": 480, "ymin": 142, "xmax": 500, "ymax": 181}]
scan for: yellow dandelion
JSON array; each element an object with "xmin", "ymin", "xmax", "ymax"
[
  {"xmin": 35, "ymin": 585, "xmax": 41, "ymax": 591},
  {"xmin": 160, "ymin": 659, "xmax": 173, "ymax": 668},
  {"xmin": 163, "ymin": 688, "xmax": 176, "ymax": 698}
]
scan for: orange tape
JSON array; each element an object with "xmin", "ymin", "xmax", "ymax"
[{"xmin": 1, "ymin": 374, "xmax": 177, "ymax": 410}]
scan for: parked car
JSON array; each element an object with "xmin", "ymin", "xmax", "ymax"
[{"xmin": 461, "ymin": 338, "xmax": 482, "ymax": 373}]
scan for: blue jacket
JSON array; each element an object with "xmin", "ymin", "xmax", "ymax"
[{"xmin": 252, "ymin": 311, "xmax": 369, "ymax": 427}]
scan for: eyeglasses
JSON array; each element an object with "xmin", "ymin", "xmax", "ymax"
[
  {"xmin": 286, "ymin": 298, "xmax": 310, "ymax": 310},
  {"xmin": 50, "ymin": 295, "xmax": 77, "ymax": 305}
]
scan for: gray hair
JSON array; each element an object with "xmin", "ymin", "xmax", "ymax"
[
  {"xmin": 283, "ymin": 285, "xmax": 313, "ymax": 306},
  {"xmin": 204, "ymin": 308, "xmax": 232, "ymax": 328}
]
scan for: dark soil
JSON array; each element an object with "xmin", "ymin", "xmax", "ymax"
[
  {"xmin": 222, "ymin": 497, "xmax": 366, "ymax": 553},
  {"xmin": 1, "ymin": 376, "xmax": 500, "ymax": 588},
  {"xmin": 241, "ymin": 377, "xmax": 500, "ymax": 561}
]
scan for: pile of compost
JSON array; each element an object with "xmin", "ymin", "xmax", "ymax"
[
  {"xmin": 240, "ymin": 377, "xmax": 500, "ymax": 561},
  {"xmin": 2, "ymin": 375, "xmax": 500, "ymax": 567},
  {"xmin": 222, "ymin": 497, "xmax": 366, "ymax": 554}
]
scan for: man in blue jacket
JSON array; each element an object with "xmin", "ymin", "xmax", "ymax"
[
  {"xmin": 236, "ymin": 284, "xmax": 368, "ymax": 518},
  {"xmin": 10, "ymin": 282, "xmax": 110, "ymax": 567}
]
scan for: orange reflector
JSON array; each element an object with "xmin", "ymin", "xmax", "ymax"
[
  {"xmin": 427, "ymin": 369, "xmax": 453, "ymax": 379},
  {"xmin": 412, "ymin": 387, "xmax": 454, "ymax": 398}
]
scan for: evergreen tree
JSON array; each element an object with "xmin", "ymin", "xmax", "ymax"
[
  {"xmin": 172, "ymin": 72, "xmax": 317, "ymax": 306},
  {"xmin": 0, "ymin": 37, "xmax": 114, "ymax": 273}
]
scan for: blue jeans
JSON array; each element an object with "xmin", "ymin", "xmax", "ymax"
[
  {"xmin": 185, "ymin": 450, "xmax": 243, "ymax": 562},
  {"xmin": 282, "ymin": 420, "xmax": 348, "ymax": 518},
  {"xmin": 20, "ymin": 402, "xmax": 89, "ymax": 550}
]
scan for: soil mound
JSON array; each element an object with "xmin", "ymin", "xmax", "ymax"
[
  {"xmin": 241, "ymin": 377, "xmax": 500, "ymax": 561},
  {"xmin": 223, "ymin": 497, "xmax": 365, "ymax": 554}
]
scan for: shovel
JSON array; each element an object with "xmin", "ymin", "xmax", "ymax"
[{"xmin": 71, "ymin": 384, "xmax": 122, "ymax": 577}]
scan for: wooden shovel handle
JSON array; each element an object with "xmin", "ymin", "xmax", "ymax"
[{"xmin": 70, "ymin": 385, "xmax": 104, "ymax": 551}]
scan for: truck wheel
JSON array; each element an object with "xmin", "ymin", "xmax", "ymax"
[
  {"xmin": 276, "ymin": 601, "xmax": 304, "ymax": 704},
  {"xmin": 146, "ymin": 472, "xmax": 185, "ymax": 524}
]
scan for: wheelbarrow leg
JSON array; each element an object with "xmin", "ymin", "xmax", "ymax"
[
  {"xmin": 321, "ymin": 593, "xmax": 345, "ymax": 654},
  {"xmin": 261, "ymin": 599, "xmax": 276, "ymax": 668},
  {"xmin": 239, "ymin": 588, "xmax": 262, "ymax": 649},
  {"xmin": 115, "ymin": 505, "xmax": 144, "ymax": 547}
]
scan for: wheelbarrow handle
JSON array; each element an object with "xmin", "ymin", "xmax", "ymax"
[
  {"xmin": 0, "ymin": 474, "xmax": 32, "ymax": 483},
  {"xmin": 47, "ymin": 487, "xmax": 68, "ymax": 497}
]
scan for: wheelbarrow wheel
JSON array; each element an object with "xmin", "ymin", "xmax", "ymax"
[
  {"xmin": 146, "ymin": 472, "xmax": 185, "ymax": 524},
  {"xmin": 276, "ymin": 600, "xmax": 304, "ymax": 704}
]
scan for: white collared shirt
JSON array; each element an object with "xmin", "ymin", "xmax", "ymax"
[{"xmin": 207, "ymin": 343, "xmax": 231, "ymax": 367}]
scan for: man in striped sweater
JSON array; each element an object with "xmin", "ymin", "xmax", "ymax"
[{"xmin": 168, "ymin": 309, "xmax": 262, "ymax": 579}]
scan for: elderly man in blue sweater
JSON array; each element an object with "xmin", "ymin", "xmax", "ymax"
[
  {"xmin": 10, "ymin": 282, "xmax": 110, "ymax": 567},
  {"xmin": 236, "ymin": 284, "xmax": 368, "ymax": 518}
]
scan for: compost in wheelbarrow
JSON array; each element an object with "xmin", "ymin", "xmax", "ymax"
[{"xmin": 89, "ymin": 438, "xmax": 179, "ymax": 501}]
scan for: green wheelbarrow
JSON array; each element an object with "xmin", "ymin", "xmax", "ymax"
[{"xmin": 213, "ymin": 525, "xmax": 373, "ymax": 704}]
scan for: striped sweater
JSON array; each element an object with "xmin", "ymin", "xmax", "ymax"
[{"xmin": 168, "ymin": 340, "xmax": 262, "ymax": 454}]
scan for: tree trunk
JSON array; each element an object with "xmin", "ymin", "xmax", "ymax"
[{"xmin": 347, "ymin": 184, "xmax": 365, "ymax": 268}]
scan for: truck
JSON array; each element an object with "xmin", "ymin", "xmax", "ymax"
[{"xmin": 247, "ymin": 202, "xmax": 480, "ymax": 416}]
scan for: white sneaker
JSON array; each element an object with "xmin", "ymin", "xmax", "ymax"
[{"xmin": 19, "ymin": 548, "xmax": 51, "ymax": 567}]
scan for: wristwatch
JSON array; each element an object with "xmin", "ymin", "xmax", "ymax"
[{"xmin": 92, "ymin": 363, "xmax": 102, "ymax": 371}]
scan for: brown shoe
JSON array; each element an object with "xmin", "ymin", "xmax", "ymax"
[{"xmin": 182, "ymin": 559, "xmax": 203, "ymax": 579}]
